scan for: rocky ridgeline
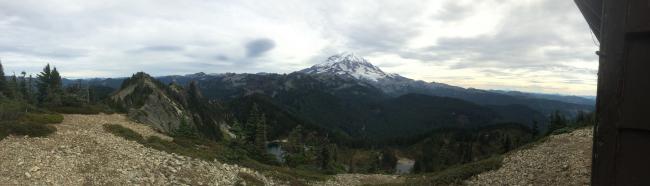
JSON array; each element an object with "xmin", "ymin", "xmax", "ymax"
[{"xmin": 0, "ymin": 114, "xmax": 275, "ymax": 185}]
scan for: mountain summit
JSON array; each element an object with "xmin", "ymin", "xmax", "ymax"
[{"xmin": 299, "ymin": 53, "xmax": 398, "ymax": 81}]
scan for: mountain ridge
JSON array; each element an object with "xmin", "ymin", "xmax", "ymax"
[
  {"xmin": 63, "ymin": 54, "xmax": 594, "ymax": 138},
  {"xmin": 61, "ymin": 53, "xmax": 593, "ymax": 109}
]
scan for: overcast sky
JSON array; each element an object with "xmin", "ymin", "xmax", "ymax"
[{"xmin": 0, "ymin": 0, "xmax": 598, "ymax": 96}]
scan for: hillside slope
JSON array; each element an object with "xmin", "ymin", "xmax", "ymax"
[
  {"xmin": 110, "ymin": 72, "xmax": 226, "ymax": 141},
  {"xmin": 466, "ymin": 128, "xmax": 592, "ymax": 185},
  {"xmin": 0, "ymin": 114, "xmax": 275, "ymax": 185}
]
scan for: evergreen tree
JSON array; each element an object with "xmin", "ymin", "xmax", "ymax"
[
  {"xmin": 37, "ymin": 64, "xmax": 52, "ymax": 103},
  {"xmin": 574, "ymin": 111, "xmax": 595, "ymax": 127},
  {"xmin": 286, "ymin": 126, "xmax": 315, "ymax": 167},
  {"xmin": 503, "ymin": 137, "xmax": 512, "ymax": 152},
  {"xmin": 230, "ymin": 120, "xmax": 245, "ymax": 143},
  {"xmin": 287, "ymin": 125, "xmax": 304, "ymax": 153},
  {"xmin": 0, "ymin": 60, "xmax": 7, "ymax": 98},
  {"xmin": 304, "ymin": 131, "xmax": 319, "ymax": 147},
  {"xmin": 19, "ymin": 71, "xmax": 28, "ymax": 101},
  {"xmin": 35, "ymin": 64, "xmax": 64, "ymax": 106},
  {"xmin": 244, "ymin": 103, "xmax": 262, "ymax": 143},
  {"xmin": 547, "ymin": 111, "xmax": 567, "ymax": 135},
  {"xmin": 318, "ymin": 136, "xmax": 338, "ymax": 172},
  {"xmin": 26, "ymin": 75, "xmax": 35, "ymax": 104},
  {"xmin": 367, "ymin": 151, "xmax": 382, "ymax": 173},
  {"xmin": 255, "ymin": 113, "xmax": 268, "ymax": 152},
  {"xmin": 380, "ymin": 148, "xmax": 398, "ymax": 171},
  {"xmin": 50, "ymin": 67, "xmax": 63, "ymax": 102},
  {"xmin": 173, "ymin": 118, "xmax": 196, "ymax": 138},
  {"xmin": 460, "ymin": 142, "xmax": 473, "ymax": 163},
  {"xmin": 320, "ymin": 144, "xmax": 332, "ymax": 171},
  {"xmin": 8, "ymin": 73, "xmax": 19, "ymax": 99},
  {"xmin": 412, "ymin": 159, "xmax": 423, "ymax": 174},
  {"xmin": 531, "ymin": 120, "xmax": 539, "ymax": 137}
]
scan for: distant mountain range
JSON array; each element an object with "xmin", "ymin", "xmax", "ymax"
[
  {"xmin": 489, "ymin": 90, "xmax": 595, "ymax": 106},
  {"xmin": 64, "ymin": 53, "xmax": 594, "ymax": 140}
]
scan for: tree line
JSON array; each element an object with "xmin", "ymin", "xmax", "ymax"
[{"xmin": 0, "ymin": 61, "xmax": 63, "ymax": 106}]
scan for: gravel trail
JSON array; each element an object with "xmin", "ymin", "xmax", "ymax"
[
  {"xmin": 313, "ymin": 174, "xmax": 405, "ymax": 186},
  {"xmin": 466, "ymin": 128, "xmax": 593, "ymax": 186},
  {"xmin": 0, "ymin": 114, "xmax": 276, "ymax": 186}
]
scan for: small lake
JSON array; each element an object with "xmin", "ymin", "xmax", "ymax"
[
  {"xmin": 266, "ymin": 142, "xmax": 413, "ymax": 174},
  {"xmin": 395, "ymin": 158, "xmax": 415, "ymax": 174},
  {"xmin": 267, "ymin": 142, "xmax": 286, "ymax": 163}
]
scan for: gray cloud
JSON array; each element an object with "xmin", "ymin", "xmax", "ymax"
[
  {"xmin": 245, "ymin": 39, "xmax": 275, "ymax": 58},
  {"xmin": 215, "ymin": 55, "xmax": 230, "ymax": 61},
  {"xmin": 128, "ymin": 45, "xmax": 184, "ymax": 53}
]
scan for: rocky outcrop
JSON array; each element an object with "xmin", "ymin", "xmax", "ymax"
[
  {"xmin": 110, "ymin": 72, "xmax": 225, "ymax": 140},
  {"xmin": 111, "ymin": 72, "xmax": 192, "ymax": 134}
]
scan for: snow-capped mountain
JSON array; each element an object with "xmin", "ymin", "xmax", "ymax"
[
  {"xmin": 298, "ymin": 53, "xmax": 459, "ymax": 95},
  {"xmin": 299, "ymin": 53, "xmax": 399, "ymax": 81}
]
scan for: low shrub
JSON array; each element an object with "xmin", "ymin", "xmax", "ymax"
[
  {"xmin": 0, "ymin": 99, "xmax": 27, "ymax": 121},
  {"xmin": 0, "ymin": 122, "xmax": 57, "ymax": 138},
  {"xmin": 0, "ymin": 129, "xmax": 8, "ymax": 141},
  {"xmin": 19, "ymin": 113, "xmax": 64, "ymax": 124},
  {"xmin": 143, "ymin": 136, "xmax": 176, "ymax": 151},
  {"xmin": 103, "ymin": 124, "xmax": 145, "ymax": 142}
]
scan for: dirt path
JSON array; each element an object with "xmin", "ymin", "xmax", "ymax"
[
  {"xmin": 0, "ymin": 114, "xmax": 276, "ymax": 185},
  {"xmin": 466, "ymin": 128, "xmax": 593, "ymax": 186}
]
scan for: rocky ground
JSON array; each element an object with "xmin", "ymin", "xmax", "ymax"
[
  {"xmin": 0, "ymin": 114, "xmax": 276, "ymax": 185},
  {"xmin": 466, "ymin": 128, "xmax": 593, "ymax": 186},
  {"xmin": 313, "ymin": 174, "xmax": 404, "ymax": 186}
]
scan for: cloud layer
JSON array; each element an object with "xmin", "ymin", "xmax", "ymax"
[{"xmin": 0, "ymin": 0, "xmax": 598, "ymax": 95}]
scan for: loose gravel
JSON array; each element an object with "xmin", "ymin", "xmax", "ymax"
[
  {"xmin": 0, "ymin": 114, "xmax": 276, "ymax": 186},
  {"xmin": 466, "ymin": 128, "xmax": 593, "ymax": 186},
  {"xmin": 313, "ymin": 174, "xmax": 404, "ymax": 186}
]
